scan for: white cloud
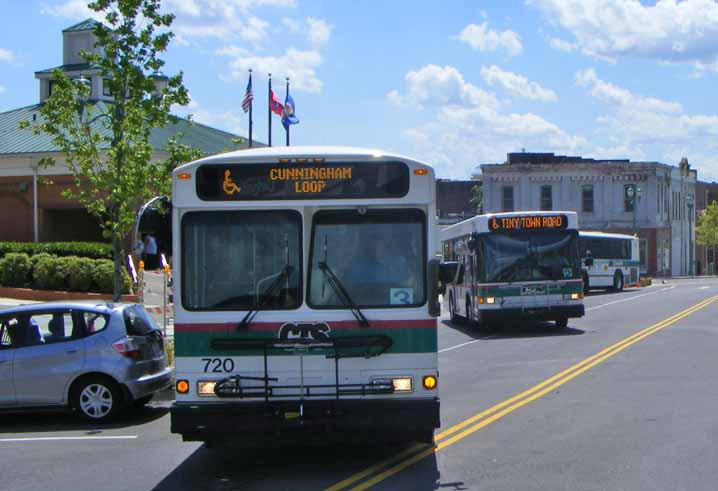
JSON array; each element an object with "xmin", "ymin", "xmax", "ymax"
[
  {"xmin": 529, "ymin": 0, "xmax": 718, "ymax": 70},
  {"xmin": 174, "ymin": 96, "xmax": 245, "ymax": 135},
  {"xmin": 306, "ymin": 17, "xmax": 332, "ymax": 48},
  {"xmin": 218, "ymin": 46, "xmax": 324, "ymax": 93},
  {"xmin": 0, "ymin": 85, "xmax": 6, "ymax": 94},
  {"xmin": 576, "ymin": 68, "xmax": 718, "ymax": 179},
  {"xmin": 547, "ymin": 37, "xmax": 577, "ymax": 53},
  {"xmin": 41, "ymin": 0, "xmax": 101, "ymax": 19},
  {"xmin": 387, "ymin": 64, "xmax": 500, "ymax": 110},
  {"xmin": 388, "ymin": 64, "xmax": 584, "ymax": 178},
  {"xmin": 480, "ymin": 65, "xmax": 558, "ymax": 102},
  {"xmin": 0, "ymin": 48, "xmax": 16, "ymax": 63},
  {"xmin": 454, "ymin": 22, "xmax": 523, "ymax": 57}
]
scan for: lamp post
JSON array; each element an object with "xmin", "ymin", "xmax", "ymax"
[
  {"xmin": 687, "ymin": 193, "xmax": 694, "ymax": 276},
  {"xmin": 626, "ymin": 184, "xmax": 642, "ymax": 236}
]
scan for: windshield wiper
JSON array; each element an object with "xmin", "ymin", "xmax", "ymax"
[
  {"xmin": 238, "ymin": 265, "xmax": 294, "ymax": 330},
  {"xmin": 318, "ymin": 261, "xmax": 370, "ymax": 328}
]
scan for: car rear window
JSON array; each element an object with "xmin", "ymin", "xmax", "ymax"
[{"xmin": 123, "ymin": 306, "xmax": 159, "ymax": 336}]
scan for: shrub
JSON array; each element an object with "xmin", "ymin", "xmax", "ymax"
[
  {"xmin": 30, "ymin": 252, "xmax": 55, "ymax": 269},
  {"xmin": 92, "ymin": 259, "xmax": 131, "ymax": 294},
  {"xmin": 0, "ymin": 253, "xmax": 32, "ymax": 287},
  {"xmin": 164, "ymin": 337, "xmax": 175, "ymax": 367},
  {"xmin": 66, "ymin": 257, "xmax": 95, "ymax": 292},
  {"xmin": 0, "ymin": 241, "xmax": 112, "ymax": 260},
  {"xmin": 33, "ymin": 256, "xmax": 69, "ymax": 291}
]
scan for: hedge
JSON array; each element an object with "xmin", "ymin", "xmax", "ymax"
[
  {"xmin": 0, "ymin": 242, "xmax": 113, "ymax": 260},
  {"xmin": 0, "ymin": 254, "xmax": 131, "ymax": 294}
]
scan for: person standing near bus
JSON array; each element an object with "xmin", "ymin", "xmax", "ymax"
[{"xmin": 144, "ymin": 233, "xmax": 158, "ymax": 270}]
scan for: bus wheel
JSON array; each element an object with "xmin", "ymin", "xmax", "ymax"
[
  {"xmin": 449, "ymin": 293, "xmax": 462, "ymax": 324},
  {"xmin": 465, "ymin": 297, "xmax": 475, "ymax": 328},
  {"xmin": 582, "ymin": 272, "xmax": 589, "ymax": 295},
  {"xmin": 555, "ymin": 317, "xmax": 568, "ymax": 329},
  {"xmin": 612, "ymin": 272, "xmax": 624, "ymax": 292}
]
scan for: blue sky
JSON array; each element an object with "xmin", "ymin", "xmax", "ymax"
[{"xmin": 1, "ymin": 0, "xmax": 718, "ymax": 180}]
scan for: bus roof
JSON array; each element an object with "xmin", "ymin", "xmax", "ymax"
[
  {"xmin": 440, "ymin": 211, "xmax": 579, "ymax": 241},
  {"xmin": 579, "ymin": 230, "xmax": 638, "ymax": 240},
  {"xmin": 173, "ymin": 145, "xmax": 431, "ymax": 173}
]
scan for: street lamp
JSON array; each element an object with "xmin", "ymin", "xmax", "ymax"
[
  {"xmin": 687, "ymin": 193, "xmax": 694, "ymax": 276},
  {"xmin": 626, "ymin": 184, "xmax": 642, "ymax": 236}
]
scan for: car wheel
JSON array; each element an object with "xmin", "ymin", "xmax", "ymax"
[
  {"xmin": 555, "ymin": 317, "xmax": 568, "ymax": 329},
  {"xmin": 71, "ymin": 375, "xmax": 123, "ymax": 422},
  {"xmin": 132, "ymin": 395, "xmax": 153, "ymax": 409},
  {"xmin": 612, "ymin": 272, "xmax": 624, "ymax": 292}
]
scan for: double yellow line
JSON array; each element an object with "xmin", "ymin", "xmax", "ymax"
[{"xmin": 325, "ymin": 295, "xmax": 718, "ymax": 491}]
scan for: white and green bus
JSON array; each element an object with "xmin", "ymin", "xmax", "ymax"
[
  {"xmin": 168, "ymin": 146, "xmax": 441, "ymax": 446},
  {"xmin": 440, "ymin": 211, "xmax": 585, "ymax": 329},
  {"xmin": 579, "ymin": 231, "xmax": 640, "ymax": 293}
]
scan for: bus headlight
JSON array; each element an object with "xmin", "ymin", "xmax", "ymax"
[
  {"xmin": 197, "ymin": 381, "xmax": 217, "ymax": 397},
  {"xmin": 486, "ymin": 297, "xmax": 496, "ymax": 304},
  {"xmin": 571, "ymin": 293, "xmax": 583, "ymax": 300},
  {"xmin": 372, "ymin": 377, "xmax": 413, "ymax": 392}
]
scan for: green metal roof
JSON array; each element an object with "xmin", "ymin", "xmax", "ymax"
[
  {"xmin": 35, "ymin": 63, "xmax": 96, "ymax": 75},
  {"xmin": 62, "ymin": 19, "xmax": 103, "ymax": 33},
  {"xmin": 0, "ymin": 102, "xmax": 262, "ymax": 156}
]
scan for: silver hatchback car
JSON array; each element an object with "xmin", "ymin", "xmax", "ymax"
[{"xmin": 0, "ymin": 302, "xmax": 173, "ymax": 421}]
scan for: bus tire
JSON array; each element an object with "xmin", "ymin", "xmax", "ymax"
[
  {"xmin": 465, "ymin": 297, "xmax": 475, "ymax": 328},
  {"xmin": 555, "ymin": 317, "xmax": 568, "ymax": 329},
  {"xmin": 449, "ymin": 293, "xmax": 463, "ymax": 324},
  {"xmin": 612, "ymin": 271, "xmax": 624, "ymax": 292},
  {"xmin": 582, "ymin": 272, "xmax": 590, "ymax": 295}
]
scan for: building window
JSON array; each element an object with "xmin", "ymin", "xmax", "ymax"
[
  {"xmin": 624, "ymin": 185, "xmax": 635, "ymax": 212},
  {"xmin": 102, "ymin": 78, "xmax": 112, "ymax": 97},
  {"xmin": 582, "ymin": 185, "xmax": 594, "ymax": 213},
  {"xmin": 502, "ymin": 186, "xmax": 514, "ymax": 212},
  {"xmin": 540, "ymin": 185, "xmax": 552, "ymax": 211}
]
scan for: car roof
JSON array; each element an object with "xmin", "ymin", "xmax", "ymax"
[{"xmin": 0, "ymin": 301, "xmax": 139, "ymax": 316}]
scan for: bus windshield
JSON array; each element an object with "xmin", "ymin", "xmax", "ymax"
[
  {"xmin": 484, "ymin": 230, "xmax": 580, "ymax": 283},
  {"xmin": 181, "ymin": 210, "xmax": 302, "ymax": 311},
  {"xmin": 308, "ymin": 209, "xmax": 426, "ymax": 308}
]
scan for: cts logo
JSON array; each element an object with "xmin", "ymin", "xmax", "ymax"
[{"xmin": 278, "ymin": 322, "xmax": 331, "ymax": 341}]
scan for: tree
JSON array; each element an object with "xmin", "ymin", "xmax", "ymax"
[
  {"xmin": 22, "ymin": 0, "xmax": 190, "ymax": 300},
  {"xmin": 696, "ymin": 201, "xmax": 718, "ymax": 249},
  {"xmin": 470, "ymin": 184, "xmax": 483, "ymax": 214}
]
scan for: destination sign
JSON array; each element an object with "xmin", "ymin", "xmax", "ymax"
[
  {"xmin": 196, "ymin": 161, "xmax": 409, "ymax": 201},
  {"xmin": 489, "ymin": 214, "xmax": 568, "ymax": 232}
]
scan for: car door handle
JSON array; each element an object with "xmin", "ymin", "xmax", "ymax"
[{"xmin": 65, "ymin": 349, "xmax": 79, "ymax": 355}]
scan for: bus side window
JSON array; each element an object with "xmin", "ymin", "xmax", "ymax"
[
  {"xmin": 475, "ymin": 243, "xmax": 484, "ymax": 282},
  {"xmin": 455, "ymin": 261, "xmax": 465, "ymax": 284}
]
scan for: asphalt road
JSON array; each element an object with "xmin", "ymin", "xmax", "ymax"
[{"xmin": 1, "ymin": 278, "xmax": 717, "ymax": 491}]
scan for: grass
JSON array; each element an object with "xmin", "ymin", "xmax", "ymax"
[{"xmin": 164, "ymin": 337, "xmax": 175, "ymax": 367}]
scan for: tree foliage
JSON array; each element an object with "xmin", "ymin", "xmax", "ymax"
[
  {"xmin": 470, "ymin": 184, "xmax": 483, "ymax": 214},
  {"xmin": 696, "ymin": 201, "xmax": 718, "ymax": 248},
  {"xmin": 21, "ymin": 0, "xmax": 193, "ymax": 300}
]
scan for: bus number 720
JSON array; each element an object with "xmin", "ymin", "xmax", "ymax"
[{"xmin": 202, "ymin": 358, "xmax": 235, "ymax": 373}]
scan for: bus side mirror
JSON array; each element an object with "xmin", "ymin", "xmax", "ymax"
[
  {"xmin": 584, "ymin": 257, "xmax": 594, "ymax": 267},
  {"xmin": 428, "ymin": 259, "xmax": 441, "ymax": 317}
]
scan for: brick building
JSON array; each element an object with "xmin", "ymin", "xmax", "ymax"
[{"xmin": 481, "ymin": 153, "xmax": 697, "ymax": 277}]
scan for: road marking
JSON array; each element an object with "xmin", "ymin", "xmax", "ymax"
[
  {"xmin": 438, "ymin": 339, "xmax": 479, "ymax": 353},
  {"xmin": 0, "ymin": 436, "xmax": 138, "ymax": 442},
  {"xmin": 326, "ymin": 295, "xmax": 717, "ymax": 491},
  {"xmin": 586, "ymin": 285, "xmax": 676, "ymax": 311},
  {"xmin": 698, "ymin": 286, "xmax": 710, "ymax": 290}
]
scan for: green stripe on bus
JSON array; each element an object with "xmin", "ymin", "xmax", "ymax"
[{"xmin": 175, "ymin": 327, "xmax": 437, "ymax": 357}]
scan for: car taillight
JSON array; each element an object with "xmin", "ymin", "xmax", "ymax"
[{"xmin": 112, "ymin": 338, "xmax": 141, "ymax": 359}]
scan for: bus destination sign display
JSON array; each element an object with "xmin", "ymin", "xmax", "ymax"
[
  {"xmin": 489, "ymin": 214, "xmax": 568, "ymax": 232},
  {"xmin": 196, "ymin": 161, "xmax": 410, "ymax": 201}
]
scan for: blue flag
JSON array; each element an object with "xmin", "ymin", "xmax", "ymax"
[{"xmin": 282, "ymin": 93, "xmax": 299, "ymax": 130}]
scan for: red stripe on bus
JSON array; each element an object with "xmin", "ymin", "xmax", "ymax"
[{"xmin": 174, "ymin": 319, "xmax": 437, "ymax": 333}]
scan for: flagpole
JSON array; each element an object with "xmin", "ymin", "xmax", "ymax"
[
  {"xmin": 268, "ymin": 73, "xmax": 272, "ymax": 147},
  {"xmin": 248, "ymin": 69, "xmax": 253, "ymax": 148},
  {"xmin": 285, "ymin": 78, "xmax": 290, "ymax": 147}
]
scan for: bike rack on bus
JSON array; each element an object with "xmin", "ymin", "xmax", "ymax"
[{"xmin": 210, "ymin": 335, "xmax": 394, "ymax": 402}]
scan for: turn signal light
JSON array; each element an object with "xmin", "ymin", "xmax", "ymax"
[
  {"xmin": 414, "ymin": 168, "xmax": 428, "ymax": 175},
  {"xmin": 422, "ymin": 375, "xmax": 437, "ymax": 390},
  {"xmin": 176, "ymin": 379, "xmax": 189, "ymax": 394},
  {"xmin": 177, "ymin": 172, "xmax": 191, "ymax": 180}
]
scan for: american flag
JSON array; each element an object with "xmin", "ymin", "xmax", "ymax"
[{"xmin": 241, "ymin": 76, "xmax": 253, "ymax": 113}]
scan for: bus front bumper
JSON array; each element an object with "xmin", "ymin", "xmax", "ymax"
[
  {"xmin": 171, "ymin": 398, "xmax": 440, "ymax": 444},
  {"xmin": 480, "ymin": 304, "xmax": 585, "ymax": 322}
]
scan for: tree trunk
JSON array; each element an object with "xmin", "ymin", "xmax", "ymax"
[{"xmin": 113, "ymin": 237, "xmax": 122, "ymax": 302}]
